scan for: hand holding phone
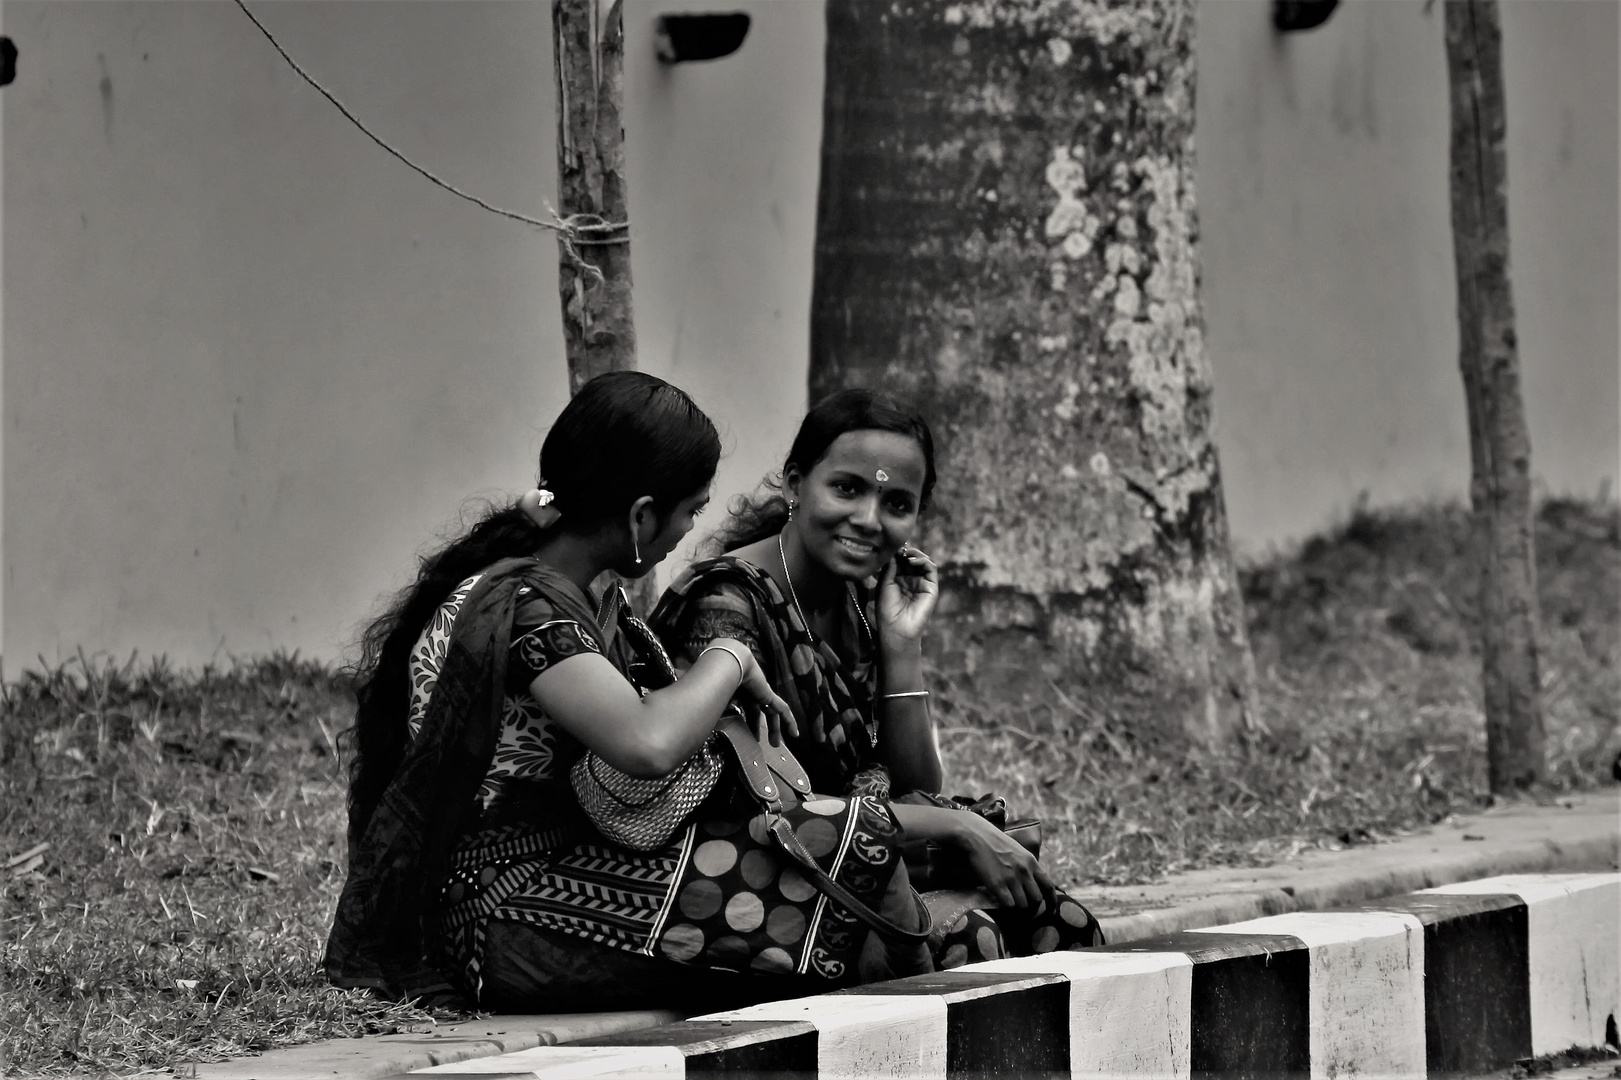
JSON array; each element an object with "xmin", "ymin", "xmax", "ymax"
[
  {"xmin": 877, "ymin": 544, "xmax": 940, "ymax": 646},
  {"xmin": 895, "ymin": 546, "xmax": 931, "ymax": 577}
]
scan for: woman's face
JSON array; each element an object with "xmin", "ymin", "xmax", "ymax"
[
  {"xmin": 787, "ymin": 430, "xmax": 927, "ymax": 581},
  {"xmin": 634, "ymin": 484, "xmax": 712, "ymax": 576}
]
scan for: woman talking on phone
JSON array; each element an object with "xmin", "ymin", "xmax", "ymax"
[{"xmin": 652, "ymin": 389, "xmax": 1104, "ymax": 969}]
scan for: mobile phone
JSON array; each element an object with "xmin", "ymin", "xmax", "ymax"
[{"xmin": 895, "ymin": 548, "xmax": 929, "ymax": 575}]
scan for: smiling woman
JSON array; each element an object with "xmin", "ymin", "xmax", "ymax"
[
  {"xmin": 787, "ymin": 428, "xmax": 928, "ymax": 589},
  {"xmin": 652, "ymin": 389, "xmax": 1106, "ymax": 970}
]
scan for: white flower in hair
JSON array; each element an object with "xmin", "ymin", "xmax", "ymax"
[{"xmin": 524, "ymin": 487, "xmax": 561, "ymax": 527}]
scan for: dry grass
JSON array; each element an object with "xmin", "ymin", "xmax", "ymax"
[
  {"xmin": 0, "ymin": 656, "xmax": 441, "ymax": 1078},
  {"xmin": 2, "ymin": 497, "xmax": 1616, "ymax": 1076},
  {"xmin": 933, "ymin": 496, "xmax": 1620, "ymax": 886}
]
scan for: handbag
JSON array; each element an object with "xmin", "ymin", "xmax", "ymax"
[
  {"xmin": 712, "ymin": 711, "xmax": 932, "ymax": 949},
  {"xmin": 569, "ymin": 588, "xmax": 934, "ymax": 962},
  {"xmin": 898, "ymin": 792, "xmax": 1043, "ymax": 892},
  {"xmin": 568, "ymin": 586, "xmax": 732, "ymax": 850}
]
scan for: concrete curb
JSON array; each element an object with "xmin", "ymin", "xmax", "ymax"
[
  {"xmin": 1094, "ymin": 823, "xmax": 1618, "ymax": 942},
  {"xmin": 208, "ymin": 790, "xmax": 1618, "ymax": 1079},
  {"xmin": 395, "ymin": 873, "xmax": 1620, "ymax": 1078},
  {"xmin": 1089, "ymin": 790, "xmax": 1620, "ymax": 942}
]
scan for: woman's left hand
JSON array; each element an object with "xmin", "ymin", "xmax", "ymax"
[
  {"xmin": 953, "ymin": 813, "xmax": 1054, "ymax": 913},
  {"xmin": 877, "ymin": 544, "xmax": 939, "ymax": 648}
]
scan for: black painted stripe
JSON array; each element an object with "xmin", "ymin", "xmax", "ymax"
[
  {"xmin": 1098, "ymin": 931, "xmax": 1311, "ymax": 1079},
  {"xmin": 1347, "ymin": 891, "xmax": 1533, "ymax": 1073},
  {"xmin": 572, "ymin": 1018, "xmax": 818, "ymax": 1079},
  {"xmin": 836, "ymin": 969, "xmax": 1069, "ymax": 1079}
]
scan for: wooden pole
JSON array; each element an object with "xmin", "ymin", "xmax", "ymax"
[
  {"xmin": 554, "ymin": 0, "xmax": 635, "ymax": 388},
  {"xmin": 1443, "ymin": 0, "xmax": 1545, "ymax": 793},
  {"xmin": 553, "ymin": 0, "xmax": 655, "ymax": 612}
]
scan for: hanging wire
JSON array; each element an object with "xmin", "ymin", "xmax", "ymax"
[{"xmin": 230, "ymin": 0, "xmax": 625, "ymax": 273}]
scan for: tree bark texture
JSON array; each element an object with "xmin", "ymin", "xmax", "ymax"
[
  {"xmin": 554, "ymin": 0, "xmax": 635, "ymax": 390},
  {"xmin": 809, "ymin": 0, "xmax": 1257, "ymax": 745},
  {"xmin": 554, "ymin": 0, "xmax": 653, "ymax": 613},
  {"xmin": 1443, "ymin": 0, "xmax": 1545, "ymax": 792}
]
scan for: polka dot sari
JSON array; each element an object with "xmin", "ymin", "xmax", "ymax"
[{"xmin": 652, "ymin": 556, "xmax": 1105, "ymax": 970}]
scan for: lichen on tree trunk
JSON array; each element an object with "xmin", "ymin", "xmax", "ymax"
[
  {"xmin": 1443, "ymin": 0, "xmax": 1545, "ymax": 792},
  {"xmin": 809, "ymin": 0, "xmax": 1256, "ymax": 744}
]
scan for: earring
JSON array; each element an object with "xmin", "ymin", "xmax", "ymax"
[
  {"xmin": 633, "ymin": 530, "xmax": 642, "ymax": 565},
  {"xmin": 788, "ymin": 501, "xmax": 796, "ymax": 520}
]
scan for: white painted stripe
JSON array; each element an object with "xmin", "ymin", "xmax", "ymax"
[
  {"xmin": 694, "ymin": 993, "xmax": 947, "ymax": 1079},
  {"xmin": 638, "ymin": 822, "xmax": 696, "ymax": 956},
  {"xmin": 411, "ymin": 1044, "xmax": 685, "ymax": 1077},
  {"xmin": 971, "ymin": 951, "xmax": 1194, "ymax": 1079},
  {"xmin": 1193, "ymin": 911, "xmax": 1426, "ymax": 1080},
  {"xmin": 1424, "ymin": 872, "xmax": 1620, "ymax": 1054},
  {"xmin": 796, "ymin": 803, "xmax": 868, "ymax": 977}
]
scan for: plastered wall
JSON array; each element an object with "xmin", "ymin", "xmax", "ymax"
[
  {"xmin": 3, "ymin": 0, "xmax": 1614, "ymax": 668},
  {"xmin": 1197, "ymin": 0, "xmax": 1618, "ymax": 554},
  {"xmin": 3, "ymin": 0, "xmax": 823, "ymax": 669}
]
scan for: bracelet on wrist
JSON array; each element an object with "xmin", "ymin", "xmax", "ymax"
[
  {"xmin": 698, "ymin": 643, "xmax": 747, "ymax": 689},
  {"xmin": 881, "ymin": 689, "xmax": 929, "ymax": 700}
]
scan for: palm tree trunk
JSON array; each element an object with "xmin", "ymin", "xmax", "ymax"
[{"xmin": 809, "ymin": 0, "xmax": 1257, "ymax": 745}]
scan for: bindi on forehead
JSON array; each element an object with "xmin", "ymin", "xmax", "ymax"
[{"xmin": 821, "ymin": 431, "xmax": 925, "ymax": 486}]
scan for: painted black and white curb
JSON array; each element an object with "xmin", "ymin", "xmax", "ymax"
[{"xmin": 399, "ymin": 871, "xmax": 1618, "ymax": 1078}]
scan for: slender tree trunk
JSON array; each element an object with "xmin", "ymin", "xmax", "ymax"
[
  {"xmin": 809, "ymin": 0, "xmax": 1257, "ymax": 746},
  {"xmin": 1443, "ymin": 0, "xmax": 1545, "ymax": 793},
  {"xmin": 554, "ymin": 0, "xmax": 634, "ymax": 387},
  {"xmin": 553, "ymin": 0, "xmax": 655, "ymax": 612}
]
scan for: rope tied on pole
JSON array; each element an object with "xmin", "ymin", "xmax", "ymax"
[{"xmin": 231, "ymin": 0, "xmax": 625, "ymax": 282}]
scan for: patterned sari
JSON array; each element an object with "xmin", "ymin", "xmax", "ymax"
[
  {"xmin": 325, "ymin": 557, "xmax": 928, "ymax": 1012},
  {"xmin": 651, "ymin": 556, "xmax": 1104, "ymax": 968}
]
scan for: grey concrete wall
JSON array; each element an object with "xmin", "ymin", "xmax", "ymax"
[
  {"xmin": 3, "ymin": 0, "xmax": 823, "ymax": 668},
  {"xmin": 3, "ymin": 0, "xmax": 1614, "ymax": 668},
  {"xmin": 1197, "ymin": 0, "xmax": 1618, "ymax": 555}
]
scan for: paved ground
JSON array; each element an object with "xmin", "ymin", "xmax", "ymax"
[
  {"xmin": 1518, "ymin": 1064, "xmax": 1620, "ymax": 1080},
  {"xmin": 1089, "ymin": 790, "xmax": 1619, "ymax": 941},
  {"xmin": 1466, "ymin": 1053, "xmax": 1621, "ymax": 1080}
]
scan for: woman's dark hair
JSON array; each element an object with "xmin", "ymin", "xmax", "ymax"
[
  {"xmin": 345, "ymin": 371, "xmax": 720, "ymax": 838},
  {"xmin": 709, "ymin": 388, "xmax": 937, "ymax": 554}
]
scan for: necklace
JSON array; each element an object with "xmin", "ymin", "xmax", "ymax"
[
  {"xmin": 778, "ymin": 533, "xmax": 872, "ymax": 645},
  {"xmin": 848, "ymin": 584, "xmax": 874, "ymax": 644}
]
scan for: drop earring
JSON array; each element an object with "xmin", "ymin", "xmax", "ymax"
[{"xmin": 632, "ymin": 529, "xmax": 642, "ymax": 565}]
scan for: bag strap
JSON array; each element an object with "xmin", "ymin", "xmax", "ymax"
[
  {"xmin": 595, "ymin": 597, "xmax": 923, "ymax": 944},
  {"xmin": 595, "ymin": 586, "xmax": 626, "ymax": 653},
  {"xmin": 715, "ymin": 712, "xmax": 811, "ymax": 805},
  {"xmin": 601, "ymin": 585, "xmax": 812, "ymax": 803},
  {"xmin": 716, "ymin": 715, "xmax": 931, "ymax": 946},
  {"xmin": 765, "ymin": 813, "xmax": 933, "ymax": 945},
  {"xmin": 756, "ymin": 729, "xmax": 813, "ymax": 799}
]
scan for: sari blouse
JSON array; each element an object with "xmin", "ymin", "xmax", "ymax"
[{"xmin": 650, "ymin": 556, "xmax": 893, "ymax": 799}]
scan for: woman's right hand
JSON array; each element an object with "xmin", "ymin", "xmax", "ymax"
[
  {"xmin": 951, "ymin": 813, "xmax": 1055, "ymax": 913},
  {"xmin": 710, "ymin": 638, "xmax": 799, "ymax": 747}
]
